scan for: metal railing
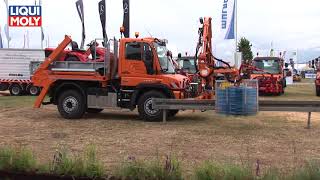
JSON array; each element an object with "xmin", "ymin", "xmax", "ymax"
[{"xmin": 152, "ymin": 98, "xmax": 320, "ymax": 128}]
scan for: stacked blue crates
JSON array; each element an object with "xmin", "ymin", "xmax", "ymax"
[{"xmin": 215, "ymin": 80, "xmax": 258, "ymax": 115}]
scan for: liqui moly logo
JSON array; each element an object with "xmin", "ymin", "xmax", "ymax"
[{"xmin": 8, "ymin": 6, "xmax": 42, "ymax": 27}]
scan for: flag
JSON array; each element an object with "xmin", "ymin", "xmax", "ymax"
[
  {"xmin": 76, "ymin": 0, "xmax": 85, "ymax": 49},
  {"xmin": 122, "ymin": 0, "xmax": 130, "ymax": 38},
  {"xmin": 221, "ymin": 0, "xmax": 235, "ymax": 39},
  {"xmin": 98, "ymin": 0, "xmax": 107, "ymax": 43}
]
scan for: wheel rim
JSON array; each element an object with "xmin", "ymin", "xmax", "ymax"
[
  {"xmin": 12, "ymin": 86, "xmax": 20, "ymax": 95},
  {"xmin": 63, "ymin": 96, "xmax": 78, "ymax": 113},
  {"xmin": 144, "ymin": 98, "xmax": 158, "ymax": 116},
  {"xmin": 29, "ymin": 86, "xmax": 38, "ymax": 95}
]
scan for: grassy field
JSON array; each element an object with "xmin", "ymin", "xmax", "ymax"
[{"xmin": 0, "ymin": 79, "xmax": 320, "ymax": 178}]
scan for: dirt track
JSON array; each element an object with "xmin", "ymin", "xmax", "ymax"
[{"xmin": 1, "ymin": 105, "xmax": 320, "ymax": 175}]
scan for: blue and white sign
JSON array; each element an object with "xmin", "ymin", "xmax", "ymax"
[{"xmin": 221, "ymin": 0, "xmax": 235, "ymax": 40}]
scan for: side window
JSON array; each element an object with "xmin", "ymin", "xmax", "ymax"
[
  {"xmin": 125, "ymin": 42, "xmax": 142, "ymax": 60},
  {"xmin": 143, "ymin": 43, "xmax": 153, "ymax": 61}
]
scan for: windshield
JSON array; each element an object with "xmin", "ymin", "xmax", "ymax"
[
  {"xmin": 153, "ymin": 43, "xmax": 175, "ymax": 74},
  {"xmin": 253, "ymin": 59, "xmax": 281, "ymax": 74},
  {"xmin": 178, "ymin": 58, "xmax": 196, "ymax": 73}
]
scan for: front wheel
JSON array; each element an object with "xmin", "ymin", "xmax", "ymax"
[
  {"xmin": 137, "ymin": 91, "xmax": 166, "ymax": 122},
  {"xmin": 57, "ymin": 90, "xmax": 86, "ymax": 119}
]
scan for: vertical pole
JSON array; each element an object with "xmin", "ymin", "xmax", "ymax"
[
  {"xmin": 6, "ymin": 1, "xmax": 10, "ymax": 48},
  {"xmin": 163, "ymin": 110, "xmax": 167, "ymax": 123},
  {"xmin": 235, "ymin": 0, "xmax": 238, "ymax": 53},
  {"xmin": 307, "ymin": 112, "xmax": 311, "ymax": 129}
]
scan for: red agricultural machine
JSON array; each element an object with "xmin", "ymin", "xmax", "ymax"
[
  {"xmin": 45, "ymin": 40, "xmax": 106, "ymax": 62},
  {"xmin": 242, "ymin": 57, "xmax": 286, "ymax": 95}
]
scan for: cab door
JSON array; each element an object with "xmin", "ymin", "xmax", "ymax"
[{"xmin": 120, "ymin": 41, "xmax": 157, "ymax": 86}]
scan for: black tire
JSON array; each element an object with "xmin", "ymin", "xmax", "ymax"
[
  {"xmin": 65, "ymin": 56, "xmax": 79, "ymax": 61},
  {"xmin": 27, "ymin": 85, "xmax": 40, "ymax": 96},
  {"xmin": 0, "ymin": 83, "xmax": 9, "ymax": 91},
  {"xmin": 168, "ymin": 110, "xmax": 179, "ymax": 117},
  {"xmin": 316, "ymin": 86, "xmax": 320, "ymax": 96},
  {"xmin": 57, "ymin": 90, "xmax": 86, "ymax": 119},
  {"xmin": 9, "ymin": 84, "xmax": 22, "ymax": 96},
  {"xmin": 137, "ymin": 91, "xmax": 166, "ymax": 121},
  {"xmin": 87, "ymin": 108, "xmax": 104, "ymax": 113}
]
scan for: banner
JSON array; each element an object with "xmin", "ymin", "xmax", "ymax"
[
  {"xmin": 98, "ymin": 0, "xmax": 107, "ymax": 44},
  {"xmin": 221, "ymin": 0, "xmax": 235, "ymax": 39},
  {"xmin": 122, "ymin": 0, "xmax": 129, "ymax": 38},
  {"xmin": 76, "ymin": 0, "xmax": 85, "ymax": 49}
]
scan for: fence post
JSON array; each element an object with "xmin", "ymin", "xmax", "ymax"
[
  {"xmin": 163, "ymin": 110, "xmax": 167, "ymax": 123},
  {"xmin": 307, "ymin": 112, "xmax": 311, "ymax": 129}
]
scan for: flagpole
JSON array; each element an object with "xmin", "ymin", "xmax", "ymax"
[
  {"xmin": 5, "ymin": 0, "xmax": 10, "ymax": 48},
  {"xmin": 235, "ymin": 0, "xmax": 238, "ymax": 53}
]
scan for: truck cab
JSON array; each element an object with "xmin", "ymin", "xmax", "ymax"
[
  {"xmin": 250, "ymin": 57, "xmax": 286, "ymax": 95},
  {"xmin": 32, "ymin": 36, "xmax": 190, "ymax": 121}
]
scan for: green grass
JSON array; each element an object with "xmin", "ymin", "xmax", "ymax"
[
  {"xmin": 49, "ymin": 145, "xmax": 105, "ymax": 178},
  {"xmin": 0, "ymin": 146, "xmax": 37, "ymax": 172},
  {"xmin": 193, "ymin": 161, "xmax": 254, "ymax": 180},
  {"xmin": 115, "ymin": 156, "xmax": 183, "ymax": 180},
  {"xmin": 2, "ymin": 145, "xmax": 320, "ymax": 179},
  {"xmin": 0, "ymin": 96, "xmax": 37, "ymax": 109}
]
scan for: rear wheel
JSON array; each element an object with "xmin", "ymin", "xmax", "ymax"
[
  {"xmin": 87, "ymin": 108, "xmax": 103, "ymax": 113},
  {"xmin": 0, "ymin": 83, "xmax": 9, "ymax": 91},
  {"xmin": 27, "ymin": 85, "xmax": 40, "ymax": 96},
  {"xmin": 9, "ymin": 84, "xmax": 22, "ymax": 96},
  {"xmin": 57, "ymin": 90, "xmax": 86, "ymax": 119},
  {"xmin": 138, "ymin": 91, "xmax": 166, "ymax": 122}
]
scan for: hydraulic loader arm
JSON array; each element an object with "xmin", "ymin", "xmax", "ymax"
[{"xmin": 32, "ymin": 35, "xmax": 72, "ymax": 108}]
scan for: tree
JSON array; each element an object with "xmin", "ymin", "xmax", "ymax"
[{"xmin": 237, "ymin": 37, "xmax": 253, "ymax": 64}]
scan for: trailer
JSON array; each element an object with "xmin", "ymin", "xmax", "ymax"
[{"xmin": 0, "ymin": 49, "xmax": 44, "ymax": 96}]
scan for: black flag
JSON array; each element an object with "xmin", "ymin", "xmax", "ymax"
[
  {"xmin": 122, "ymin": 0, "xmax": 129, "ymax": 38},
  {"xmin": 99, "ymin": 0, "xmax": 107, "ymax": 44},
  {"xmin": 76, "ymin": 0, "xmax": 85, "ymax": 49}
]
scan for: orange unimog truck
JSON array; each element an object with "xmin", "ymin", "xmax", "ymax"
[{"xmin": 32, "ymin": 35, "xmax": 190, "ymax": 121}]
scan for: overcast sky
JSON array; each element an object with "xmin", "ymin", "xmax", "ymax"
[{"xmin": 1, "ymin": 0, "xmax": 320, "ymax": 62}]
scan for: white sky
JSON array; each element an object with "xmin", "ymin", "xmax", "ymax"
[{"xmin": 1, "ymin": 0, "xmax": 320, "ymax": 62}]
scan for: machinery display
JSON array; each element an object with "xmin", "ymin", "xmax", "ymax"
[{"xmin": 32, "ymin": 17, "xmax": 241, "ymax": 121}]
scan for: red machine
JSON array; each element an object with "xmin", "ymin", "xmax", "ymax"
[
  {"xmin": 244, "ymin": 57, "xmax": 286, "ymax": 95},
  {"xmin": 45, "ymin": 40, "xmax": 106, "ymax": 62}
]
